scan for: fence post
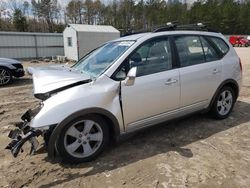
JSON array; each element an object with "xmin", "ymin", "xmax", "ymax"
[{"xmin": 34, "ymin": 34, "xmax": 38, "ymax": 58}]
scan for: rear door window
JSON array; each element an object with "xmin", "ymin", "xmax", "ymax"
[
  {"xmin": 200, "ymin": 36, "xmax": 220, "ymax": 62},
  {"xmin": 174, "ymin": 36, "xmax": 205, "ymax": 67}
]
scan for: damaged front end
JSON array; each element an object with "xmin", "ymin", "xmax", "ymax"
[
  {"xmin": 5, "ymin": 108, "xmax": 43, "ymax": 157},
  {"xmin": 5, "ymin": 66, "xmax": 94, "ymax": 159}
]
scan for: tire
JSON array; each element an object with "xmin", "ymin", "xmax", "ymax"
[
  {"xmin": 0, "ymin": 67, "xmax": 13, "ymax": 86},
  {"xmin": 56, "ymin": 115, "xmax": 109, "ymax": 163},
  {"xmin": 210, "ymin": 86, "xmax": 236, "ymax": 119},
  {"xmin": 245, "ymin": 44, "xmax": 248, "ymax": 47}
]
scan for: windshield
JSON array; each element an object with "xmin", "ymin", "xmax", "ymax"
[{"xmin": 72, "ymin": 40, "xmax": 135, "ymax": 78}]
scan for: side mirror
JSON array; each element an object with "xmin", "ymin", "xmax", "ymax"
[{"xmin": 124, "ymin": 67, "xmax": 137, "ymax": 86}]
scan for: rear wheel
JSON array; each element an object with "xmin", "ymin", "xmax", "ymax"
[
  {"xmin": 210, "ymin": 86, "xmax": 236, "ymax": 119},
  {"xmin": 0, "ymin": 67, "xmax": 13, "ymax": 86},
  {"xmin": 57, "ymin": 115, "xmax": 109, "ymax": 163}
]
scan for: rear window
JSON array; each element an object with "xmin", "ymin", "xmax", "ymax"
[{"xmin": 209, "ymin": 37, "xmax": 229, "ymax": 55}]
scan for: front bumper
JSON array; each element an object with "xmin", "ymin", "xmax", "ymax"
[
  {"xmin": 12, "ymin": 68, "xmax": 25, "ymax": 77},
  {"xmin": 5, "ymin": 109, "xmax": 42, "ymax": 157}
]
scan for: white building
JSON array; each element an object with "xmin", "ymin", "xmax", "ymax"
[{"xmin": 63, "ymin": 24, "xmax": 120, "ymax": 61}]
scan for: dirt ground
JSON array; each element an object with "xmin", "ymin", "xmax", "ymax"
[{"xmin": 0, "ymin": 48, "xmax": 250, "ymax": 188}]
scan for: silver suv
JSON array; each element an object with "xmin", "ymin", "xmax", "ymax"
[{"xmin": 6, "ymin": 25, "xmax": 242, "ymax": 163}]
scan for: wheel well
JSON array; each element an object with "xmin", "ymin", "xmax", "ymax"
[
  {"xmin": 0, "ymin": 66, "xmax": 13, "ymax": 74},
  {"xmin": 223, "ymin": 82, "xmax": 239, "ymax": 99},
  {"xmin": 208, "ymin": 80, "xmax": 239, "ymax": 112},
  {"xmin": 91, "ymin": 113, "xmax": 119, "ymax": 141},
  {"xmin": 0, "ymin": 66, "xmax": 9, "ymax": 70}
]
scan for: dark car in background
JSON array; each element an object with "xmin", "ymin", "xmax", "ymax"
[{"xmin": 0, "ymin": 58, "xmax": 25, "ymax": 86}]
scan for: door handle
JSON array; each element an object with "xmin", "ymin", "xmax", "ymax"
[
  {"xmin": 165, "ymin": 78, "xmax": 178, "ymax": 85},
  {"xmin": 213, "ymin": 69, "xmax": 220, "ymax": 74}
]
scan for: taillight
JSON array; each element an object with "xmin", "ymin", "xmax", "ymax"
[{"xmin": 239, "ymin": 58, "xmax": 242, "ymax": 72}]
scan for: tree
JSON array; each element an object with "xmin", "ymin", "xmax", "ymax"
[
  {"xmin": 134, "ymin": 0, "xmax": 146, "ymax": 30},
  {"xmin": 92, "ymin": 0, "xmax": 105, "ymax": 24},
  {"xmin": 102, "ymin": 0, "xmax": 119, "ymax": 27},
  {"xmin": 22, "ymin": 1, "xmax": 30, "ymax": 17},
  {"xmin": 0, "ymin": 1, "xmax": 15, "ymax": 31},
  {"xmin": 82, "ymin": 0, "xmax": 105, "ymax": 24},
  {"xmin": 238, "ymin": 2, "xmax": 250, "ymax": 34},
  {"xmin": 31, "ymin": 0, "xmax": 60, "ymax": 32},
  {"xmin": 0, "ymin": 0, "xmax": 250, "ymax": 34},
  {"xmin": 66, "ymin": 0, "xmax": 84, "ymax": 24},
  {"xmin": 13, "ymin": 8, "xmax": 28, "ymax": 31},
  {"xmin": 0, "ymin": 1, "xmax": 6, "ymax": 19},
  {"xmin": 84, "ymin": 0, "xmax": 93, "ymax": 24},
  {"xmin": 119, "ymin": 0, "xmax": 134, "ymax": 33}
]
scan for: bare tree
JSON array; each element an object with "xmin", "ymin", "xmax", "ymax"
[
  {"xmin": 83, "ymin": 0, "xmax": 105, "ymax": 25},
  {"xmin": 84, "ymin": 0, "xmax": 93, "ymax": 24},
  {"xmin": 66, "ymin": 0, "xmax": 84, "ymax": 24},
  {"xmin": 22, "ymin": 1, "xmax": 30, "ymax": 17},
  {"xmin": 31, "ymin": 0, "xmax": 60, "ymax": 32},
  {"xmin": 0, "ymin": 1, "xmax": 6, "ymax": 19}
]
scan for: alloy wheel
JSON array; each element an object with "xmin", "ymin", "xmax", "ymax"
[
  {"xmin": 0, "ymin": 68, "xmax": 11, "ymax": 85},
  {"xmin": 217, "ymin": 90, "xmax": 233, "ymax": 116},
  {"xmin": 63, "ymin": 120, "xmax": 103, "ymax": 158}
]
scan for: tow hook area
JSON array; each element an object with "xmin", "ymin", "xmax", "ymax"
[{"xmin": 5, "ymin": 109, "xmax": 42, "ymax": 157}]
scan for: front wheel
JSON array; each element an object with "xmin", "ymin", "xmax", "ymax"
[
  {"xmin": 0, "ymin": 67, "xmax": 13, "ymax": 86},
  {"xmin": 210, "ymin": 86, "xmax": 236, "ymax": 119},
  {"xmin": 56, "ymin": 115, "xmax": 109, "ymax": 163}
]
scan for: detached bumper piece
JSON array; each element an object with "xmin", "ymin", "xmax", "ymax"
[{"xmin": 5, "ymin": 109, "xmax": 42, "ymax": 157}]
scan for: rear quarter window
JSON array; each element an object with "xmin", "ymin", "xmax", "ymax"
[{"xmin": 209, "ymin": 37, "xmax": 229, "ymax": 55}]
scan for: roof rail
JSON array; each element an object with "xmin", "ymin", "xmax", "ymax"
[
  {"xmin": 122, "ymin": 29, "xmax": 150, "ymax": 37},
  {"xmin": 153, "ymin": 22, "xmax": 217, "ymax": 33}
]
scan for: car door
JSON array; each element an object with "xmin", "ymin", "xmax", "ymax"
[
  {"xmin": 115, "ymin": 37, "xmax": 180, "ymax": 132},
  {"xmin": 174, "ymin": 35, "xmax": 222, "ymax": 112}
]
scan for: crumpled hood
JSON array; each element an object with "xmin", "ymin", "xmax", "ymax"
[{"xmin": 27, "ymin": 65, "xmax": 91, "ymax": 97}]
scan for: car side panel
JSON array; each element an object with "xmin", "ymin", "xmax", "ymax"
[
  {"xmin": 179, "ymin": 60, "xmax": 222, "ymax": 109},
  {"xmin": 121, "ymin": 69, "xmax": 180, "ymax": 132},
  {"xmin": 220, "ymin": 45, "xmax": 242, "ymax": 89}
]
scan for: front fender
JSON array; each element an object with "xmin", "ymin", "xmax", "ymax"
[{"xmin": 29, "ymin": 77, "xmax": 123, "ymax": 132}]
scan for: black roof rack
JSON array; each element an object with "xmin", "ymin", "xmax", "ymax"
[
  {"xmin": 153, "ymin": 22, "xmax": 218, "ymax": 33},
  {"xmin": 121, "ymin": 22, "xmax": 218, "ymax": 37}
]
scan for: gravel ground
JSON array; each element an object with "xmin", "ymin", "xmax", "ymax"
[{"xmin": 0, "ymin": 48, "xmax": 250, "ymax": 188}]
